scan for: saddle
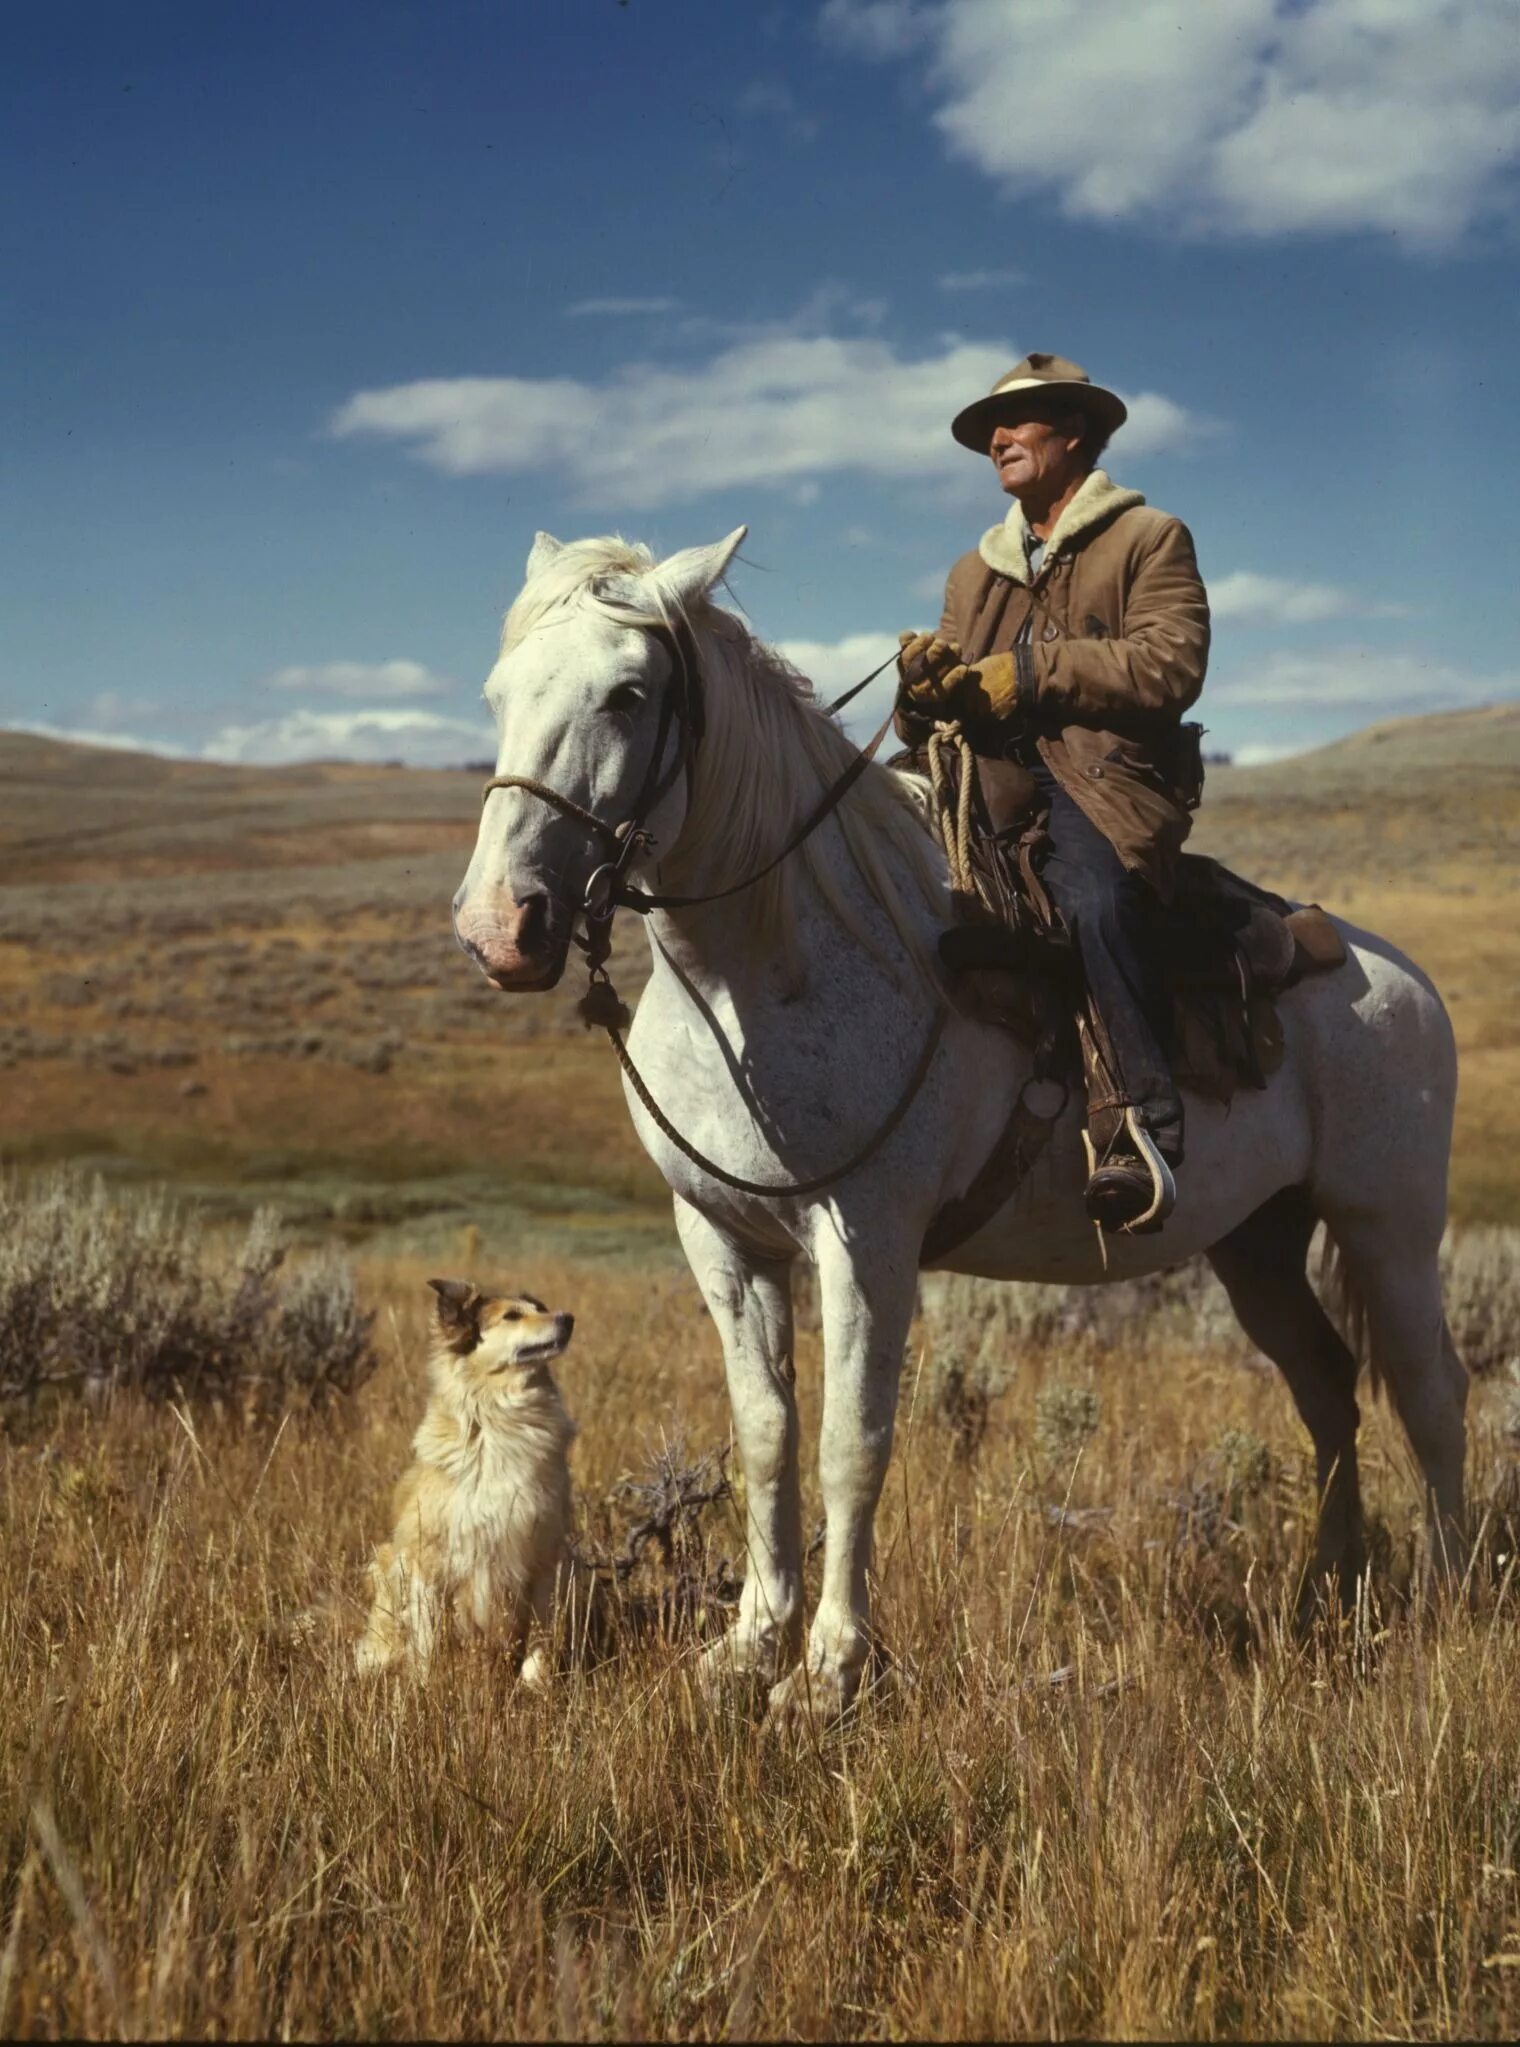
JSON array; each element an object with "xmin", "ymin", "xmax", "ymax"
[{"xmin": 914, "ymin": 749, "xmax": 1347, "ymax": 1111}]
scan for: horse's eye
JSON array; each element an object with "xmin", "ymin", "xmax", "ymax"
[{"xmin": 605, "ymin": 683, "xmax": 644, "ymax": 714}]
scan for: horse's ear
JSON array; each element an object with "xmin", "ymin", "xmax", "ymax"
[
  {"xmin": 525, "ymin": 531, "xmax": 565, "ymax": 580},
  {"xmin": 647, "ymin": 526, "xmax": 748, "ymax": 611}
]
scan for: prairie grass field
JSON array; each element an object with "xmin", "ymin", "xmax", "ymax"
[
  {"xmin": 6, "ymin": 1238, "xmax": 1520, "ymax": 2040},
  {"xmin": 2, "ymin": 707, "xmax": 1519, "ymax": 2038}
]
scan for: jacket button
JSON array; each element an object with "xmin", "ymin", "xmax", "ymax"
[
  {"xmin": 1041, "ymin": 620, "xmax": 1059, "ymax": 641},
  {"xmin": 1088, "ymin": 764, "xmax": 1104, "ymax": 779}
]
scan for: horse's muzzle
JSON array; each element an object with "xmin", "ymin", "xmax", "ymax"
[{"xmin": 453, "ymin": 893, "xmax": 569, "ymax": 990}]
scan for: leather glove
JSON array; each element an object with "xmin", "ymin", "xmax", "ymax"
[
  {"xmin": 892, "ymin": 698, "xmax": 937, "ymax": 749},
  {"xmin": 936, "ymin": 651, "xmax": 1021, "ymax": 724},
  {"xmin": 896, "ymin": 630, "xmax": 965, "ymax": 709}
]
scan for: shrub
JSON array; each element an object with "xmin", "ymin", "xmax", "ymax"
[
  {"xmin": 0, "ymin": 1167, "xmax": 376, "ymax": 1418},
  {"xmin": 919, "ymin": 1226, "xmax": 1520, "ymax": 1385},
  {"xmin": 1034, "ymin": 1382, "xmax": 1100, "ymax": 1467},
  {"xmin": 1441, "ymin": 1227, "xmax": 1520, "ymax": 1377}
]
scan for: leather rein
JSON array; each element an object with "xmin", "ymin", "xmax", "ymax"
[{"xmin": 478, "ymin": 621, "xmax": 945, "ymax": 1199}]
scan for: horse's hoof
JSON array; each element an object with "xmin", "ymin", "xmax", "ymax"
[
  {"xmin": 764, "ymin": 1661, "xmax": 857, "ymax": 1735},
  {"xmin": 696, "ymin": 1631, "xmax": 788, "ymax": 1712}
]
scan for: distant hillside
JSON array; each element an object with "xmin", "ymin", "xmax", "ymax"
[
  {"xmin": 1213, "ymin": 700, "xmax": 1520, "ymax": 796},
  {"xmin": 2, "ymin": 701, "xmax": 1516, "ymax": 1227},
  {"xmin": 5, "ymin": 698, "xmax": 1516, "ymax": 887},
  {"xmin": 0, "ymin": 729, "xmax": 479, "ymax": 885}
]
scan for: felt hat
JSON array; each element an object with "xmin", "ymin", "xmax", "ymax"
[{"xmin": 951, "ymin": 351, "xmax": 1128, "ymax": 453}]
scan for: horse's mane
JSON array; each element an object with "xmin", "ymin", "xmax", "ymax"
[{"xmin": 501, "ymin": 536, "xmax": 948, "ymax": 989}]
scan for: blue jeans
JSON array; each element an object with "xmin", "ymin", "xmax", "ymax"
[{"xmin": 1032, "ymin": 763, "xmax": 1184, "ymax": 1160}]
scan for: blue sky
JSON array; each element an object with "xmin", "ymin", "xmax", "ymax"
[{"xmin": 6, "ymin": 0, "xmax": 1519, "ymax": 768}]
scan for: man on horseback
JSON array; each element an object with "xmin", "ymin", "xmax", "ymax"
[{"xmin": 897, "ymin": 351, "xmax": 1210, "ymax": 1233}]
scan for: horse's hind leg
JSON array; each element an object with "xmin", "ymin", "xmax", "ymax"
[
  {"xmin": 1320, "ymin": 1205, "xmax": 1468, "ymax": 1582},
  {"xmin": 1207, "ymin": 1185, "xmax": 1366, "ymax": 1607}
]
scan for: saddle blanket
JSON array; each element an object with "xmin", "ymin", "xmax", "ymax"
[{"xmin": 939, "ymin": 850, "xmax": 1347, "ymax": 1105}]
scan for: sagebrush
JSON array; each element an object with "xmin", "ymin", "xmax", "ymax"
[{"xmin": 0, "ymin": 1167, "xmax": 376, "ymax": 1415}]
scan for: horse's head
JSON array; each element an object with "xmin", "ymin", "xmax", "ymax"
[{"xmin": 453, "ymin": 525, "xmax": 746, "ymax": 989}]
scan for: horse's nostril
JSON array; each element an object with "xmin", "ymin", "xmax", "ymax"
[{"xmin": 518, "ymin": 894, "xmax": 548, "ymax": 954}]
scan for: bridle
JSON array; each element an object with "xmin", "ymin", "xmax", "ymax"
[
  {"xmin": 480, "ymin": 616, "xmax": 898, "ymax": 933},
  {"xmin": 475, "ymin": 618, "xmax": 942, "ymax": 1199},
  {"xmin": 481, "ymin": 617, "xmax": 708, "ymax": 936}
]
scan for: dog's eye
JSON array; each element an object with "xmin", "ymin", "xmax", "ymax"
[{"xmin": 503, "ymin": 1307, "xmax": 522, "ymax": 1321}]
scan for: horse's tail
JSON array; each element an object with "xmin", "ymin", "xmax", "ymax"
[{"xmin": 1316, "ymin": 1224, "xmax": 1384, "ymax": 1400}]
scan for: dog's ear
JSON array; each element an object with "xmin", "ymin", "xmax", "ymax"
[{"xmin": 427, "ymin": 1276, "xmax": 483, "ymax": 1348}]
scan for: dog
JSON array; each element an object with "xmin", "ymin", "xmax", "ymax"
[{"xmin": 354, "ymin": 1278, "xmax": 577, "ymax": 1682}]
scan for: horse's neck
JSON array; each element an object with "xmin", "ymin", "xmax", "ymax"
[{"xmin": 637, "ymin": 808, "xmax": 944, "ymax": 1020}]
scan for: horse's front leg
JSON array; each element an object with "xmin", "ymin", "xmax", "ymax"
[
  {"xmin": 768, "ymin": 1225, "xmax": 919, "ymax": 1731},
  {"xmin": 673, "ymin": 1197, "xmax": 804, "ymax": 1699}
]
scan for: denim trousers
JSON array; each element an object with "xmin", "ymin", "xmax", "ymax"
[{"xmin": 1031, "ymin": 762, "xmax": 1184, "ymax": 1160}]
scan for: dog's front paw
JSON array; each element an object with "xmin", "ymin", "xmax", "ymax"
[
  {"xmin": 518, "ymin": 1645, "xmax": 553, "ymax": 1691},
  {"xmin": 353, "ymin": 1637, "xmax": 394, "ymax": 1676}
]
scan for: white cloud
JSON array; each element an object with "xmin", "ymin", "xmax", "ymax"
[
  {"xmin": 565, "ymin": 297, "xmax": 681, "ymax": 318},
  {"xmin": 331, "ymin": 332, "xmax": 1208, "ymax": 510},
  {"xmin": 826, "ymin": 0, "xmax": 1520, "ymax": 245},
  {"xmin": 1231, "ymin": 741, "xmax": 1302, "ymax": 767},
  {"xmin": 736, "ymin": 80, "xmax": 821, "ymax": 140},
  {"xmin": 1208, "ymin": 571, "xmax": 1392, "ymax": 627},
  {"xmin": 258, "ymin": 658, "xmax": 452, "ymax": 699},
  {"xmin": 6, "ymin": 721, "xmax": 189, "ymax": 759},
  {"xmin": 203, "ymin": 706, "xmax": 492, "ymax": 768},
  {"xmin": 937, "ymin": 267, "xmax": 1026, "ymax": 292},
  {"xmin": 776, "ymin": 630, "xmax": 903, "ymax": 743},
  {"xmin": 820, "ymin": 0, "xmax": 930, "ymax": 60},
  {"xmin": 1213, "ymin": 647, "xmax": 1519, "ymax": 710},
  {"xmin": 88, "ymin": 688, "xmax": 160, "ymax": 725}
]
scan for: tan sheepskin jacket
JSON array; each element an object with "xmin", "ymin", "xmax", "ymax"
[{"xmin": 933, "ymin": 469, "xmax": 1211, "ymax": 898}]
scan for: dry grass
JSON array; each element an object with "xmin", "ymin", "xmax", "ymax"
[
  {"xmin": 3, "ymin": 712, "xmax": 1519, "ymax": 2035},
  {"xmin": 5, "ymin": 1243, "xmax": 1520, "ymax": 2040}
]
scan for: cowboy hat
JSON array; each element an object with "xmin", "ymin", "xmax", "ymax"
[{"xmin": 950, "ymin": 351, "xmax": 1127, "ymax": 453}]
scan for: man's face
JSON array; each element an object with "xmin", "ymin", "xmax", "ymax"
[{"xmin": 987, "ymin": 411, "xmax": 1087, "ymax": 499}]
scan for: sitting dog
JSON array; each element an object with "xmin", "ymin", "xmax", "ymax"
[{"xmin": 354, "ymin": 1278, "xmax": 576, "ymax": 1682}]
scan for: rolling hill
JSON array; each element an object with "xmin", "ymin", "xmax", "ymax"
[{"xmin": 2, "ymin": 701, "xmax": 1516, "ymax": 1234}]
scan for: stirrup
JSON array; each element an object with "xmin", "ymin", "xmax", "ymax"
[{"xmin": 1081, "ymin": 1108, "xmax": 1177, "ymax": 1236}]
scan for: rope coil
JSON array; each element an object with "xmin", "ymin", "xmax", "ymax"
[{"xmin": 925, "ymin": 721, "xmax": 985, "ymax": 911}]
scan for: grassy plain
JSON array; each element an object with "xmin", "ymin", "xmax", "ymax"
[{"xmin": 1, "ymin": 707, "xmax": 1519, "ymax": 2039}]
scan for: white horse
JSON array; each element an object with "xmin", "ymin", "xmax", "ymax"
[{"xmin": 454, "ymin": 524, "xmax": 1467, "ymax": 1725}]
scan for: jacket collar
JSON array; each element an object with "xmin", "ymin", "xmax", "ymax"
[{"xmin": 978, "ymin": 468, "xmax": 1145, "ymax": 583}]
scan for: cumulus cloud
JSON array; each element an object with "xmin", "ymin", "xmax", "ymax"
[
  {"xmin": 258, "ymin": 659, "xmax": 452, "ymax": 699},
  {"xmin": 1212, "ymin": 647, "xmax": 1519, "ymax": 710},
  {"xmin": 331, "ymin": 333, "xmax": 1208, "ymax": 509},
  {"xmin": 1207, "ymin": 572, "xmax": 1403, "ymax": 627},
  {"xmin": 88, "ymin": 688, "xmax": 161, "ymax": 726},
  {"xmin": 824, "ymin": 0, "xmax": 1520, "ymax": 244},
  {"xmin": 566, "ymin": 296, "xmax": 681, "ymax": 318},
  {"xmin": 7, "ymin": 720, "xmax": 189, "ymax": 759},
  {"xmin": 203, "ymin": 706, "xmax": 492, "ymax": 768},
  {"xmin": 775, "ymin": 630, "xmax": 903, "ymax": 743},
  {"xmin": 1231, "ymin": 741, "xmax": 1302, "ymax": 767},
  {"xmin": 937, "ymin": 267, "xmax": 1027, "ymax": 292},
  {"xmin": 736, "ymin": 80, "xmax": 821, "ymax": 141}
]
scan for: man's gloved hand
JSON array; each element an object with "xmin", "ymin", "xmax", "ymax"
[
  {"xmin": 896, "ymin": 630, "xmax": 965, "ymax": 710},
  {"xmin": 935, "ymin": 651, "xmax": 1020, "ymax": 724}
]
